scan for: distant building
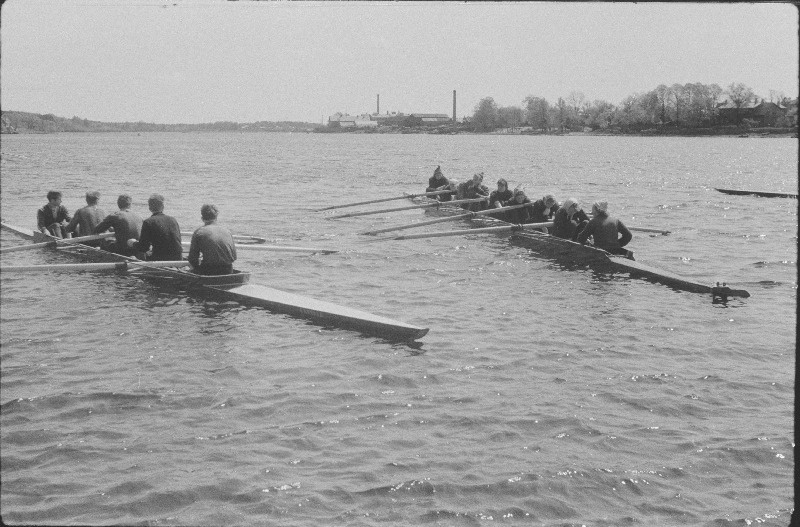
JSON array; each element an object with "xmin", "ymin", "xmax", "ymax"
[
  {"xmin": 717, "ymin": 99, "xmax": 787, "ymax": 126},
  {"xmin": 411, "ymin": 113, "xmax": 451, "ymax": 124},
  {"xmin": 329, "ymin": 110, "xmax": 451, "ymax": 128},
  {"xmin": 328, "ymin": 112, "xmax": 377, "ymax": 128}
]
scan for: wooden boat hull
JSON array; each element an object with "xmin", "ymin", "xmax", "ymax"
[
  {"xmin": 406, "ymin": 196, "xmax": 750, "ymax": 298},
  {"xmin": 715, "ymin": 188, "xmax": 798, "ymax": 199},
  {"xmin": 1, "ymin": 222, "xmax": 429, "ymax": 341}
]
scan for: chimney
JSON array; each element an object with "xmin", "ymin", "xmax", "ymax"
[
  {"xmin": 453, "ymin": 90, "xmax": 457, "ymax": 123},
  {"xmin": 377, "ymin": 94, "xmax": 380, "ymax": 115}
]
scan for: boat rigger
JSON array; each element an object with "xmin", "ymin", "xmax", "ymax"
[{"xmin": 0, "ymin": 222, "xmax": 429, "ymax": 341}]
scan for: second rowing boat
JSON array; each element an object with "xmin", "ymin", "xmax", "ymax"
[{"xmin": 401, "ymin": 195, "xmax": 750, "ymax": 299}]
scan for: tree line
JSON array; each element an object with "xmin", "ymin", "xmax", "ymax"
[{"xmin": 469, "ymin": 83, "xmax": 797, "ymax": 133}]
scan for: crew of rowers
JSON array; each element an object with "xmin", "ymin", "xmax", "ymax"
[
  {"xmin": 426, "ymin": 166, "xmax": 633, "ymax": 257},
  {"xmin": 36, "ymin": 190, "xmax": 238, "ymax": 275}
]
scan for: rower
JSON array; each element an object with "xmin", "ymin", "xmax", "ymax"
[
  {"xmin": 488, "ymin": 178, "xmax": 513, "ymax": 208},
  {"xmin": 487, "ymin": 178, "xmax": 514, "ymax": 221},
  {"xmin": 426, "ymin": 166, "xmax": 452, "ymax": 202},
  {"xmin": 95, "ymin": 194, "xmax": 144, "ymax": 256},
  {"xmin": 188, "ymin": 204, "xmax": 237, "ymax": 275},
  {"xmin": 456, "ymin": 172, "xmax": 490, "ymax": 211},
  {"xmin": 552, "ymin": 198, "xmax": 590, "ymax": 241},
  {"xmin": 577, "ymin": 201, "xmax": 634, "ymax": 259},
  {"xmin": 529, "ymin": 194, "xmax": 559, "ymax": 223},
  {"xmin": 65, "ymin": 191, "xmax": 106, "ymax": 244},
  {"xmin": 504, "ymin": 187, "xmax": 533, "ymax": 224},
  {"xmin": 127, "ymin": 194, "xmax": 182, "ymax": 261},
  {"xmin": 37, "ymin": 190, "xmax": 72, "ymax": 238}
]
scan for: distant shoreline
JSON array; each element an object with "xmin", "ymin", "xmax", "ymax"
[{"xmin": 2, "ymin": 110, "xmax": 795, "ymax": 138}]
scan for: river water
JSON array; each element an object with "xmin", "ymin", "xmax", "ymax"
[{"xmin": 0, "ymin": 132, "xmax": 795, "ymax": 526}]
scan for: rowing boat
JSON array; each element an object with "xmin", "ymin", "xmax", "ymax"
[
  {"xmin": 404, "ymin": 195, "xmax": 750, "ymax": 299},
  {"xmin": 714, "ymin": 188, "xmax": 798, "ymax": 199},
  {"xmin": 0, "ymin": 222, "xmax": 429, "ymax": 341}
]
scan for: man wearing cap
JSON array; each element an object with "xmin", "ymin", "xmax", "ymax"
[
  {"xmin": 426, "ymin": 166, "xmax": 452, "ymax": 202},
  {"xmin": 128, "ymin": 194, "xmax": 182, "ymax": 261},
  {"xmin": 65, "ymin": 191, "xmax": 106, "ymax": 244},
  {"xmin": 577, "ymin": 201, "xmax": 633, "ymax": 258},
  {"xmin": 188, "ymin": 204, "xmax": 237, "ymax": 275}
]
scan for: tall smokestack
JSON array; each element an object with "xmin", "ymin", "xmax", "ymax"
[
  {"xmin": 377, "ymin": 94, "xmax": 380, "ymax": 115},
  {"xmin": 453, "ymin": 90, "xmax": 457, "ymax": 123}
]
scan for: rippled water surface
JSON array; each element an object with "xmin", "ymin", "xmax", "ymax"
[{"xmin": 0, "ymin": 133, "xmax": 796, "ymax": 526}]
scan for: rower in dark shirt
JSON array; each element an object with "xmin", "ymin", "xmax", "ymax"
[
  {"xmin": 552, "ymin": 198, "xmax": 590, "ymax": 241},
  {"xmin": 426, "ymin": 166, "xmax": 452, "ymax": 202},
  {"xmin": 66, "ymin": 191, "xmax": 106, "ymax": 244},
  {"xmin": 95, "ymin": 194, "xmax": 144, "ymax": 256},
  {"xmin": 188, "ymin": 204, "xmax": 237, "ymax": 275},
  {"xmin": 37, "ymin": 190, "xmax": 72, "ymax": 238},
  {"xmin": 505, "ymin": 187, "xmax": 533, "ymax": 224},
  {"xmin": 529, "ymin": 194, "xmax": 559, "ymax": 223},
  {"xmin": 456, "ymin": 172, "xmax": 490, "ymax": 211},
  {"xmin": 577, "ymin": 201, "xmax": 633, "ymax": 258},
  {"xmin": 128, "ymin": 194, "xmax": 182, "ymax": 261},
  {"xmin": 487, "ymin": 178, "xmax": 514, "ymax": 221}
]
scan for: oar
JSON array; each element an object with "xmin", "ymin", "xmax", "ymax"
[
  {"xmin": 361, "ymin": 203, "xmax": 532, "ymax": 236},
  {"xmin": 180, "ymin": 231, "xmax": 267, "ymax": 243},
  {"xmin": 0, "ymin": 232, "xmax": 116, "ymax": 254},
  {"xmin": 179, "ymin": 241, "xmax": 337, "ymax": 254},
  {"xmin": 387, "ymin": 222, "xmax": 555, "ymax": 241},
  {"xmin": 627, "ymin": 226, "xmax": 670, "ymax": 235},
  {"xmin": 314, "ymin": 190, "xmax": 455, "ymax": 212},
  {"xmin": 1, "ymin": 260, "xmax": 190, "ymax": 273},
  {"xmin": 584, "ymin": 214, "xmax": 670, "ymax": 236},
  {"xmin": 328, "ymin": 197, "xmax": 488, "ymax": 219}
]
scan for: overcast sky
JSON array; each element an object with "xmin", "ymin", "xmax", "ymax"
[{"xmin": 1, "ymin": 1, "xmax": 797, "ymax": 124}]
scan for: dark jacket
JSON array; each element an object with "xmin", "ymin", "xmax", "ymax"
[
  {"xmin": 552, "ymin": 208, "xmax": 590, "ymax": 240},
  {"xmin": 427, "ymin": 175, "xmax": 452, "ymax": 201},
  {"xmin": 504, "ymin": 199, "xmax": 532, "ymax": 224},
  {"xmin": 577, "ymin": 212, "xmax": 632, "ymax": 253},
  {"xmin": 37, "ymin": 204, "xmax": 71, "ymax": 233},
  {"xmin": 488, "ymin": 189, "xmax": 513, "ymax": 209},
  {"xmin": 529, "ymin": 199, "xmax": 559, "ymax": 223},
  {"xmin": 188, "ymin": 222, "xmax": 237, "ymax": 270},
  {"xmin": 134, "ymin": 212, "xmax": 182, "ymax": 261},
  {"xmin": 95, "ymin": 210, "xmax": 144, "ymax": 255}
]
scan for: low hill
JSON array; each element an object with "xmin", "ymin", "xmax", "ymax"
[{"xmin": 1, "ymin": 111, "xmax": 322, "ymax": 134}]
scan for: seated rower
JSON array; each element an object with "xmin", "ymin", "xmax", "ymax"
[
  {"xmin": 188, "ymin": 204, "xmax": 237, "ymax": 275},
  {"xmin": 488, "ymin": 178, "xmax": 513, "ymax": 208},
  {"xmin": 426, "ymin": 165, "xmax": 452, "ymax": 202},
  {"xmin": 66, "ymin": 191, "xmax": 106, "ymax": 245},
  {"xmin": 487, "ymin": 178, "xmax": 514, "ymax": 221},
  {"xmin": 95, "ymin": 194, "xmax": 144, "ymax": 256},
  {"xmin": 577, "ymin": 201, "xmax": 633, "ymax": 259},
  {"xmin": 456, "ymin": 172, "xmax": 490, "ymax": 211},
  {"xmin": 552, "ymin": 198, "xmax": 590, "ymax": 241},
  {"xmin": 530, "ymin": 194, "xmax": 559, "ymax": 223},
  {"xmin": 128, "ymin": 194, "xmax": 182, "ymax": 261},
  {"xmin": 37, "ymin": 190, "xmax": 72, "ymax": 238},
  {"xmin": 504, "ymin": 187, "xmax": 533, "ymax": 224}
]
